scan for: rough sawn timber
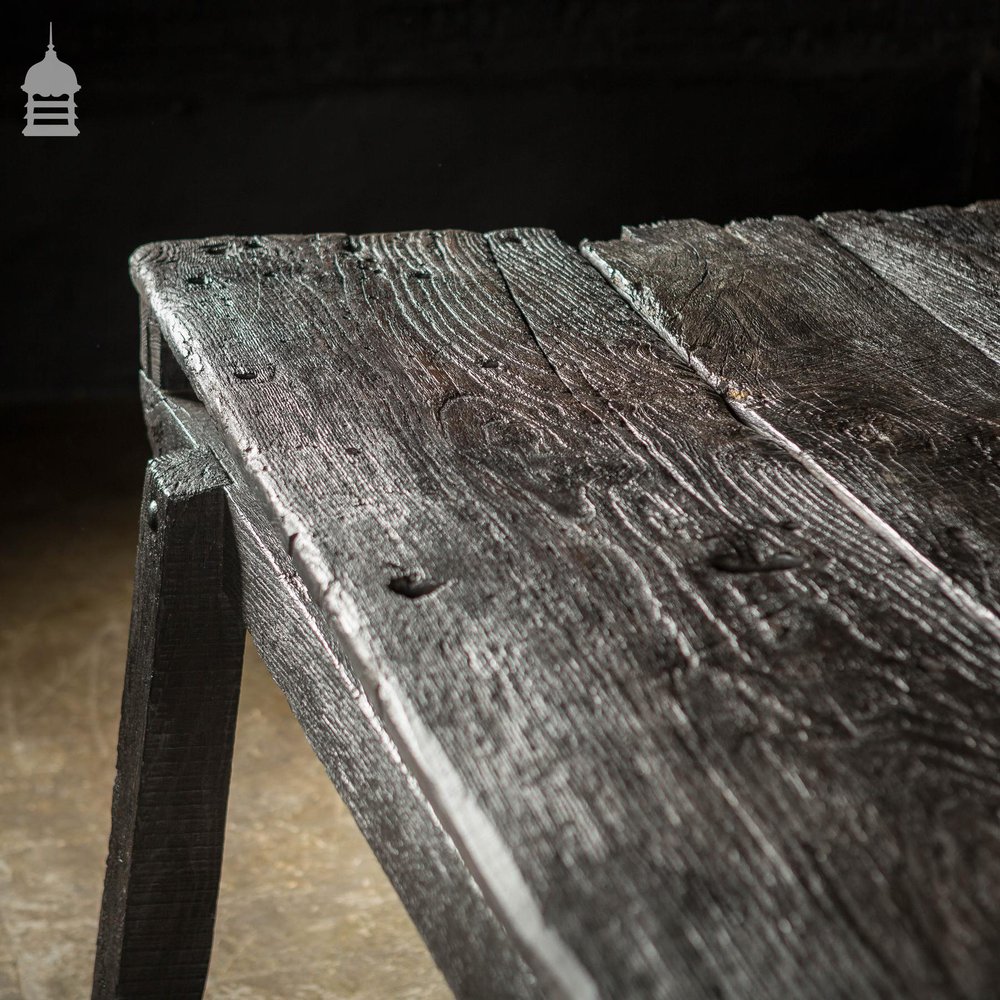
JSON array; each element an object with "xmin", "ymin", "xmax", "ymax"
[
  {"xmin": 139, "ymin": 376, "xmax": 540, "ymax": 1000},
  {"xmin": 92, "ymin": 448, "xmax": 245, "ymax": 999},
  {"xmin": 131, "ymin": 224, "xmax": 1000, "ymax": 999},
  {"xmin": 816, "ymin": 200, "xmax": 1000, "ymax": 367},
  {"xmin": 583, "ymin": 213, "xmax": 1000, "ymax": 629}
]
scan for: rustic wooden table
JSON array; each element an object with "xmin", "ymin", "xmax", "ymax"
[{"xmin": 93, "ymin": 204, "xmax": 1000, "ymax": 1000}]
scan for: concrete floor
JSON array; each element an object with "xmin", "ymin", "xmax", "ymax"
[{"xmin": 0, "ymin": 402, "xmax": 451, "ymax": 999}]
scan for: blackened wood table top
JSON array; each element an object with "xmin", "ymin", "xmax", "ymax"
[{"xmin": 131, "ymin": 203, "xmax": 1000, "ymax": 1000}]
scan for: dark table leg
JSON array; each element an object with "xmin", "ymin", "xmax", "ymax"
[{"xmin": 92, "ymin": 447, "xmax": 246, "ymax": 999}]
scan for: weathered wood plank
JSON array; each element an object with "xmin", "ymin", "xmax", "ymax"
[
  {"xmin": 816, "ymin": 201, "xmax": 1000, "ymax": 366},
  {"xmin": 92, "ymin": 448, "xmax": 245, "ymax": 1000},
  {"xmin": 131, "ymin": 227, "xmax": 1000, "ymax": 998},
  {"xmin": 490, "ymin": 227, "xmax": 1000, "ymax": 998},
  {"xmin": 139, "ymin": 375, "xmax": 541, "ymax": 1000},
  {"xmin": 583, "ymin": 213, "xmax": 1000, "ymax": 629}
]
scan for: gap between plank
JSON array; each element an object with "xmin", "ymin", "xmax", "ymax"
[
  {"xmin": 580, "ymin": 240, "xmax": 1000, "ymax": 646},
  {"xmin": 814, "ymin": 214, "xmax": 1000, "ymax": 371}
]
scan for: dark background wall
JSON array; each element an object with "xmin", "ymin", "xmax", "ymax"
[{"xmin": 4, "ymin": 0, "xmax": 999, "ymax": 402}]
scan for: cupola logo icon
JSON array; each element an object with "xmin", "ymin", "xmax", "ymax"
[{"xmin": 22, "ymin": 23, "xmax": 80, "ymax": 136}]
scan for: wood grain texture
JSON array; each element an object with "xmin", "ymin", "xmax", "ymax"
[
  {"xmin": 130, "ymin": 224, "xmax": 1000, "ymax": 998},
  {"xmin": 582, "ymin": 212, "xmax": 1000, "ymax": 631},
  {"xmin": 92, "ymin": 448, "xmax": 245, "ymax": 1000},
  {"xmin": 816, "ymin": 201, "xmax": 1000, "ymax": 366},
  {"xmin": 140, "ymin": 375, "xmax": 541, "ymax": 1000}
]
